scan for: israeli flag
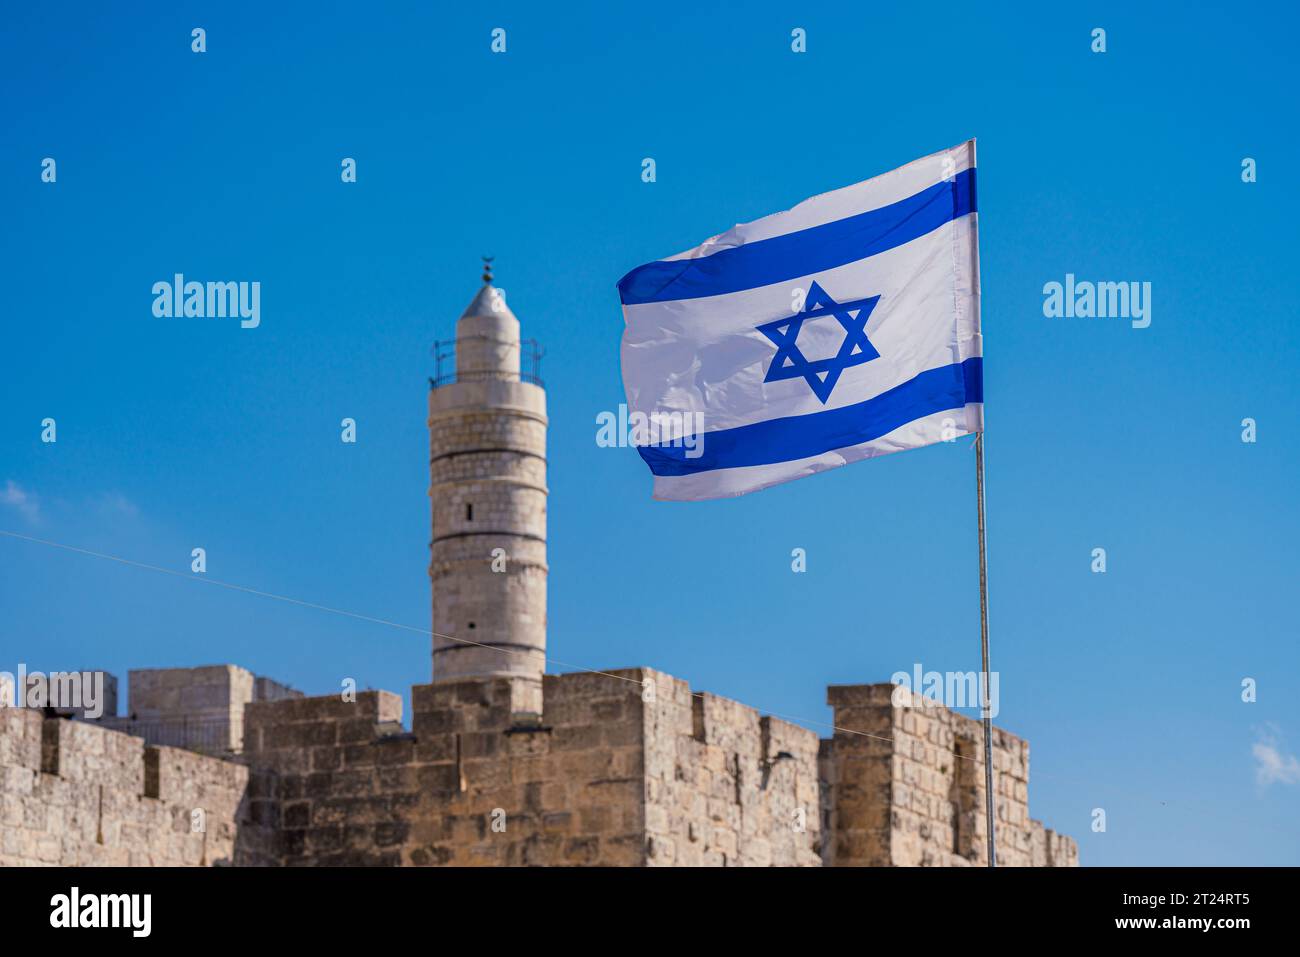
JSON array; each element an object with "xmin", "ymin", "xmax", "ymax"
[{"xmin": 617, "ymin": 140, "xmax": 982, "ymax": 501}]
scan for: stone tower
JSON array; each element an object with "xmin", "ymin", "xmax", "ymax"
[{"xmin": 427, "ymin": 263, "xmax": 547, "ymax": 714}]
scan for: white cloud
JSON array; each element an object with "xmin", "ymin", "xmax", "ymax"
[
  {"xmin": 1253, "ymin": 725, "xmax": 1300, "ymax": 787},
  {"xmin": 0, "ymin": 480, "xmax": 39, "ymax": 523},
  {"xmin": 96, "ymin": 491, "xmax": 139, "ymax": 518}
]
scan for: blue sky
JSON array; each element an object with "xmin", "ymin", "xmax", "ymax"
[{"xmin": 2, "ymin": 2, "xmax": 1298, "ymax": 865}]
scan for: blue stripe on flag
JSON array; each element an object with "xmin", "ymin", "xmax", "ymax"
[
  {"xmin": 637, "ymin": 358, "xmax": 983, "ymax": 476},
  {"xmin": 618, "ymin": 169, "xmax": 976, "ymax": 306}
]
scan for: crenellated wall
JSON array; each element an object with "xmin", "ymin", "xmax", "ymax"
[
  {"xmin": 0, "ymin": 707, "xmax": 247, "ymax": 866},
  {"xmin": 823, "ymin": 684, "xmax": 1077, "ymax": 867},
  {"xmin": 0, "ymin": 667, "xmax": 1076, "ymax": 868},
  {"xmin": 641, "ymin": 673, "xmax": 822, "ymax": 866},
  {"xmin": 237, "ymin": 668, "xmax": 824, "ymax": 866}
]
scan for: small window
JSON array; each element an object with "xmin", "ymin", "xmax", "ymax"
[{"xmin": 465, "ymin": 503, "xmax": 473, "ymax": 521}]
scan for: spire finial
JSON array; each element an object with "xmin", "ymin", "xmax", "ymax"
[{"xmin": 481, "ymin": 255, "xmax": 494, "ymax": 285}]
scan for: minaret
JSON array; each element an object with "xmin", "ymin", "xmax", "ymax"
[{"xmin": 428, "ymin": 259, "xmax": 547, "ymax": 714}]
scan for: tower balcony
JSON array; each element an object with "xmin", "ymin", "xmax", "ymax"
[{"xmin": 429, "ymin": 335, "xmax": 545, "ymax": 389}]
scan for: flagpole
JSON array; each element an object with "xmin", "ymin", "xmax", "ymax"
[{"xmin": 975, "ymin": 431, "xmax": 997, "ymax": 867}]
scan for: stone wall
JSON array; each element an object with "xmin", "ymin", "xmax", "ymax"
[
  {"xmin": 404, "ymin": 672, "xmax": 646, "ymax": 866},
  {"xmin": 824, "ymin": 684, "xmax": 1077, "ymax": 867},
  {"xmin": 241, "ymin": 673, "xmax": 648, "ymax": 865},
  {"xmin": 239, "ymin": 668, "xmax": 824, "ymax": 866},
  {"xmin": 1, "ymin": 667, "xmax": 1076, "ymax": 868},
  {"xmin": 642, "ymin": 673, "xmax": 822, "ymax": 866},
  {"xmin": 0, "ymin": 707, "xmax": 247, "ymax": 866}
]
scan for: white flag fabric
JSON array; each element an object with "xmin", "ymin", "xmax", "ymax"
[{"xmin": 617, "ymin": 140, "xmax": 982, "ymax": 501}]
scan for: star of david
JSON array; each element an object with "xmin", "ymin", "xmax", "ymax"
[{"xmin": 756, "ymin": 281, "xmax": 882, "ymax": 404}]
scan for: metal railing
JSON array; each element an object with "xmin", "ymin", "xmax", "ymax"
[
  {"xmin": 98, "ymin": 716, "xmax": 236, "ymax": 755},
  {"xmin": 429, "ymin": 336, "xmax": 544, "ymax": 388}
]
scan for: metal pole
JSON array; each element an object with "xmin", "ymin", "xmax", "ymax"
[{"xmin": 975, "ymin": 431, "xmax": 997, "ymax": 867}]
